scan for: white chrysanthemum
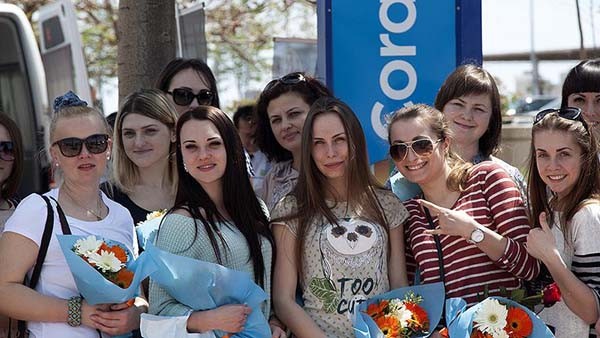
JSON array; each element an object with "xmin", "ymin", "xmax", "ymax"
[
  {"xmin": 74, "ymin": 235, "xmax": 103, "ymax": 257},
  {"xmin": 473, "ymin": 298, "xmax": 508, "ymax": 336},
  {"xmin": 387, "ymin": 300, "xmax": 413, "ymax": 327},
  {"xmin": 88, "ymin": 250, "xmax": 124, "ymax": 273}
]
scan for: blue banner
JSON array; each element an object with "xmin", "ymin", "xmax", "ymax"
[{"xmin": 327, "ymin": 0, "xmax": 458, "ymax": 162}]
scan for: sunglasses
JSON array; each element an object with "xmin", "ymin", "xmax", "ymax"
[
  {"xmin": 389, "ymin": 138, "xmax": 442, "ymax": 162},
  {"xmin": 167, "ymin": 88, "xmax": 213, "ymax": 106},
  {"xmin": 534, "ymin": 107, "xmax": 583, "ymax": 125},
  {"xmin": 0, "ymin": 141, "xmax": 15, "ymax": 161},
  {"xmin": 263, "ymin": 72, "xmax": 306, "ymax": 92},
  {"xmin": 52, "ymin": 134, "xmax": 109, "ymax": 157}
]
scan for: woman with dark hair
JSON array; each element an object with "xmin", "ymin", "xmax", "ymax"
[
  {"xmin": 155, "ymin": 58, "xmax": 220, "ymax": 115},
  {"xmin": 389, "ymin": 64, "xmax": 527, "ymax": 201},
  {"xmin": 560, "ymin": 58, "xmax": 600, "ymax": 140},
  {"xmin": 148, "ymin": 106, "xmax": 285, "ymax": 337},
  {"xmin": 255, "ymin": 72, "xmax": 331, "ymax": 210},
  {"xmin": 526, "ymin": 108, "xmax": 600, "ymax": 337},
  {"xmin": 0, "ymin": 112, "xmax": 23, "ymax": 230},
  {"xmin": 102, "ymin": 89, "xmax": 179, "ymax": 225},
  {"xmin": 271, "ymin": 97, "xmax": 408, "ymax": 337},
  {"xmin": 387, "ymin": 104, "xmax": 539, "ymax": 306}
]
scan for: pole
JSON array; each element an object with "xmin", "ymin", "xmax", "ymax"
[{"xmin": 529, "ymin": 0, "xmax": 540, "ymax": 95}]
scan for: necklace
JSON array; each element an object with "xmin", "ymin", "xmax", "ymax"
[{"xmin": 62, "ymin": 188, "xmax": 105, "ymax": 221}]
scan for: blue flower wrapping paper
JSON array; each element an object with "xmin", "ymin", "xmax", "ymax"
[
  {"xmin": 145, "ymin": 241, "xmax": 271, "ymax": 338},
  {"xmin": 445, "ymin": 296, "xmax": 554, "ymax": 338},
  {"xmin": 57, "ymin": 234, "xmax": 158, "ymax": 305},
  {"xmin": 353, "ymin": 282, "xmax": 445, "ymax": 338}
]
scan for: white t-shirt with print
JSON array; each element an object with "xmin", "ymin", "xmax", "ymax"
[{"xmin": 4, "ymin": 188, "xmax": 137, "ymax": 338}]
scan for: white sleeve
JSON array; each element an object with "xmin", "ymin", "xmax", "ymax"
[{"xmin": 3, "ymin": 193, "xmax": 51, "ymax": 246}]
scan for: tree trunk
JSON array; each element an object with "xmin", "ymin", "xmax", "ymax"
[{"xmin": 117, "ymin": 0, "xmax": 176, "ymax": 105}]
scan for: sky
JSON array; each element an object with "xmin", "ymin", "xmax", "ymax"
[{"xmin": 100, "ymin": 0, "xmax": 600, "ymax": 114}]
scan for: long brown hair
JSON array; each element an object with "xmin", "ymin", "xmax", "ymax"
[
  {"xmin": 281, "ymin": 97, "xmax": 388, "ymax": 279},
  {"xmin": 527, "ymin": 113, "xmax": 600, "ymax": 242},
  {"xmin": 0, "ymin": 112, "xmax": 23, "ymax": 201},
  {"xmin": 387, "ymin": 104, "xmax": 473, "ymax": 191}
]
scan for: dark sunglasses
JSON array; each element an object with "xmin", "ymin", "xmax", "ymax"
[
  {"xmin": 534, "ymin": 107, "xmax": 583, "ymax": 125},
  {"xmin": 389, "ymin": 138, "xmax": 442, "ymax": 162},
  {"xmin": 0, "ymin": 141, "xmax": 15, "ymax": 161},
  {"xmin": 263, "ymin": 72, "xmax": 306, "ymax": 92},
  {"xmin": 52, "ymin": 134, "xmax": 109, "ymax": 157},
  {"xmin": 167, "ymin": 88, "xmax": 213, "ymax": 106}
]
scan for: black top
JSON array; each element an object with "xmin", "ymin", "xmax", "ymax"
[{"xmin": 100, "ymin": 182, "xmax": 150, "ymax": 225}]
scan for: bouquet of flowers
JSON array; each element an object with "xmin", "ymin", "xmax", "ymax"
[
  {"xmin": 443, "ymin": 297, "xmax": 554, "ymax": 338},
  {"xmin": 354, "ymin": 282, "xmax": 444, "ymax": 338},
  {"xmin": 145, "ymin": 241, "xmax": 270, "ymax": 338},
  {"xmin": 136, "ymin": 210, "xmax": 166, "ymax": 251},
  {"xmin": 57, "ymin": 235, "xmax": 158, "ymax": 305}
]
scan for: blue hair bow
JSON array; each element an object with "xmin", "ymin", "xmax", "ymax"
[{"xmin": 53, "ymin": 90, "xmax": 88, "ymax": 112}]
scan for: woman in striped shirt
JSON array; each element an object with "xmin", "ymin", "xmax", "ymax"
[
  {"xmin": 386, "ymin": 104, "xmax": 540, "ymax": 305},
  {"xmin": 526, "ymin": 108, "xmax": 600, "ymax": 337}
]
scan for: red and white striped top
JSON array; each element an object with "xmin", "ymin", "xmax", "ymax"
[{"xmin": 403, "ymin": 162, "xmax": 540, "ymax": 305}]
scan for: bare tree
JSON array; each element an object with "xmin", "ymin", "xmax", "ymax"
[{"xmin": 117, "ymin": 0, "xmax": 177, "ymax": 104}]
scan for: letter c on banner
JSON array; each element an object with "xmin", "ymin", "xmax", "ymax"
[{"xmin": 379, "ymin": 0, "xmax": 417, "ymax": 33}]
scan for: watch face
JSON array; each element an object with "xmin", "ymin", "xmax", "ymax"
[{"xmin": 471, "ymin": 229, "xmax": 485, "ymax": 243}]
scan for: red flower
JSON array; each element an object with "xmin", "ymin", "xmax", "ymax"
[
  {"xmin": 504, "ymin": 307, "xmax": 533, "ymax": 337},
  {"xmin": 542, "ymin": 283, "xmax": 561, "ymax": 307}
]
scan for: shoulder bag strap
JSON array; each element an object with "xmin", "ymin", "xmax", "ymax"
[
  {"xmin": 13, "ymin": 195, "xmax": 57, "ymax": 336},
  {"xmin": 423, "ymin": 206, "xmax": 447, "ymax": 327},
  {"xmin": 48, "ymin": 196, "xmax": 71, "ymax": 235}
]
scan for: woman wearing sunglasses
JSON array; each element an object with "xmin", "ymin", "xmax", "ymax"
[
  {"xmin": 0, "ymin": 92, "xmax": 145, "ymax": 338},
  {"xmin": 387, "ymin": 104, "xmax": 539, "ymax": 306},
  {"xmin": 103, "ymin": 89, "xmax": 178, "ymax": 227},
  {"xmin": 155, "ymin": 58, "xmax": 219, "ymax": 116},
  {"xmin": 561, "ymin": 58, "xmax": 600, "ymax": 141},
  {"xmin": 255, "ymin": 72, "xmax": 331, "ymax": 211},
  {"xmin": 271, "ymin": 97, "xmax": 408, "ymax": 338},
  {"xmin": 525, "ymin": 108, "xmax": 600, "ymax": 337},
  {"xmin": 149, "ymin": 106, "xmax": 285, "ymax": 337},
  {"xmin": 388, "ymin": 64, "xmax": 527, "ymax": 202}
]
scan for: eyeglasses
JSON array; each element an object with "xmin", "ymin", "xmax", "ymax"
[
  {"xmin": 389, "ymin": 138, "xmax": 442, "ymax": 162},
  {"xmin": 52, "ymin": 134, "xmax": 109, "ymax": 157},
  {"xmin": 263, "ymin": 72, "xmax": 306, "ymax": 93},
  {"xmin": 0, "ymin": 141, "xmax": 15, "ymax": 161},
  {"xmin": 534, "ymin": 107, "xmax": 583, "ymax": 125},
  {"xmin": 167, "ymin": 88, "xmax": 213, "ymax": 106}
]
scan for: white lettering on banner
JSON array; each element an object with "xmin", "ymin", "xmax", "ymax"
[{"xmin": 372, "ymin": 0, "xmax": 418, "ymax": 140}]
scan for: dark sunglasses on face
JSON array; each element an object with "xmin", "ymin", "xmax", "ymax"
[
  {"xmin": 0, "ymin": 141, "xmax": 15, "ymax": 161},
  {"xmin": 389, "ymin": 138, "xmax": 442, "ymax": 162},
  {"xmin": 52, "ymin": 134, "xmax": 109, "ymax": 157},
  {"xmin": 263, "ymin": 72, "xmax": 306, "ymax": 92},
  {"xmin": 534, "ymin": 107, "xmax": 583, "ymax": 125},
  {"xmin": 167, "ymin": 88, "xmax": 213, "ymax": 106}
]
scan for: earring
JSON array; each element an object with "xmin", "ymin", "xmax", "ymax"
[
  {"xmin": 183, "ymin": 163, "xmax": 188, "ymax": 172},
  {"xmin": 106, "ymin": 153, "xmax": 111, "ymax": 160},
  {"xmin": 55, "ymin": 162, "xmax": 60, "ymax": 167}
]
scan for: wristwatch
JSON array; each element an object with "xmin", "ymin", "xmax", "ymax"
[{"xmin": 468, "ymin": 228, "xmax": 485, "ymax": 244}]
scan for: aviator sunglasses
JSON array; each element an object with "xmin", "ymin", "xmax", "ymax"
[
  {"xmin": 263, "ymin": 72, "xmax": 306, "ymax": 92},
  {"xmin": 389, "ymin": 138, "xmax": 442, "ymax": 162},
  {"xmin": 52, "ymin": 134, "xmax": 109, "ymax": 157},
  {"xmin": 167, "ymin": 88, "xmax": 213, "ymax": 106},
  {"xmin": 534, "ymin": 107, "xmax": 584, "ymax": 125},
  {"xmin": 0, "ymin": 141, "xmax": 15, "ymax": 161}
]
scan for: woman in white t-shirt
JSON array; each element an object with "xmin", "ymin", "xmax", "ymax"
[
  {"xmin": 0, "ymin": 92, "xmax": 145, "ymax": 338},
  {"xmin": 271, "ymin": 97, "xmax": 409, "ymax": 338},
  {"xmin": 526, "ymin": 108, "xmax": 600, "ymax": 337}
]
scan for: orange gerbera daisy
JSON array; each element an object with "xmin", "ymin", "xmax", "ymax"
[
  {"xmin": 504, "ymin": 307, "xmax": 533, "ymax": 337},
  {"xmin": 367, "ymin": 300, "xmax": 389, "ymax": 319},
  {"xmin": 98, "ymin": 242, "xmax": 110, "ymax": 253},
  {"xmin": 107, "ymin": 245, "xmax": 128, "ymax": 263},
  {"xmin": 115, "ymin": 268, "xmax": 134, "ymax": 288},
  {"xmin": 404, "ymin": 302, "xmax": 429, "ymax": 331},
  {"xmin": 375, "ymin": 315, "xmax": 400, "ymax": 338}
]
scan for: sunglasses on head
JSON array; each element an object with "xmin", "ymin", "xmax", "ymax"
[
  {"xmin": 167, "ymin": 88, "xmax": 213, "ymax": 106},
  {"xmin": 52, "ymin": 134, "xmax": 109, "ymax": 157},
  {"xmin": 534, "ymin": 107, "xmax": 583, "ymax": 125},
  {"xmin": 0, "ymin": 141, "xmax": 15, "ymax": 161},
  {"xmin": 389, "ymin": 138, "xmax": 442, "ymax": 162},
  {"xmin": 263, "ymin": 72, "xmax": 306, "ymax": 92}
]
